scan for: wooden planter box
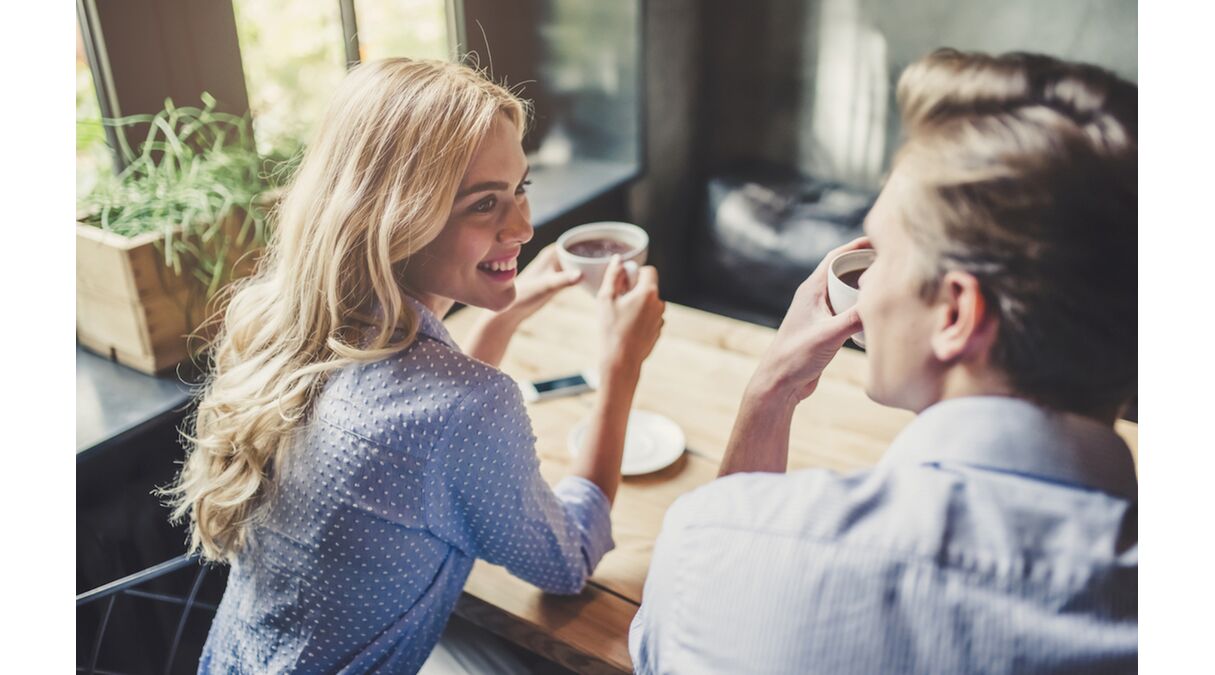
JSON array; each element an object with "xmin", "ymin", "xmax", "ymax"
[{"xmin": 76, "ymin": 220, "xmax": 254, "ymax": 374}]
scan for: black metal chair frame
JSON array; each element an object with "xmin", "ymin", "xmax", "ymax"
[{"xmin": 76, "ymin": 553, "xmax": 213, "ymax": 675}]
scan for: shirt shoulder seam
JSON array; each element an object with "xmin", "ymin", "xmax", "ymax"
[{"xmin": 315, "ymin": 408, "xmax": 389, "ymax": 450}]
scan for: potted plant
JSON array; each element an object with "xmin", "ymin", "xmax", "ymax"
[{"xmin": 76, "ymin": 94, "xmax": 293, "ymax": 374}]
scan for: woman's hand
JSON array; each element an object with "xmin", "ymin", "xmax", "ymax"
[
  {"xmin": 501, "ymin": 243, "xmax": 582, "ymax": 324},
  {"xmin": 597, "ymin": 255, "xmax": 665, "ymax": 377},
  {"xmin": 573, "ymin": 255, "xmax": 665, "ymax": 504},
  {"xmin": 750, "ymin": 236, "xmax": 871, "ymax": 403},
  {"xmin": 463, "ymin": 244, "xmax": 580, "ymax": 366}
]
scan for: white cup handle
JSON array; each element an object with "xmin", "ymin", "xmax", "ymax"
[{"xmin": 623, "ymin": 260, "xmax": 640, "ymax": 288}]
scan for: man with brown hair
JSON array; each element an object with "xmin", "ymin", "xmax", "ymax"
[{"xmin": 631, "ymin": 49, "xmax": 1137, "ymax": 674}]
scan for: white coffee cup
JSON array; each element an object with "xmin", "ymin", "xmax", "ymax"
[
  {"xmin": 556, "ymin": 222, "xmax": 649, "ymax": 294},
  {"xmin": 826, "ymin": 249, "xmax": 875, "ymax": 348}
]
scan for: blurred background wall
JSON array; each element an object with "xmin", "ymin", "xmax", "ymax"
[{"xmin": 700, "ymin": 0, "xmax": 1136, "ymax": 192}]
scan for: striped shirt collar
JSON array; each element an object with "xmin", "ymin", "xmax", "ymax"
[{"xmin": 883, "ymin": 395, "xmax": 1137, "ymax": 500}]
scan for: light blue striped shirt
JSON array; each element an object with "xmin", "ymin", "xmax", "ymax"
[
  {"xmin": 630, "ymin": 396, "xmax": 1137, "ymax": 674},
  {"xmin": 200, "ymin": 297, "xmax": 614, "ymax": 673}
]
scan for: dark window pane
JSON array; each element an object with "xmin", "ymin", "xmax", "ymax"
[{"xmin": 531, "ymin": 0, "xmax": 641, "ymax": 168}]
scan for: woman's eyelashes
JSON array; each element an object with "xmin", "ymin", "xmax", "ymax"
[
  {"xmin": 466, "ymin": 179, "xmax": 529, "ymax": 213},
  {"xmin": 469, "ymin": 180, "xmax": 531, "ymax": 215},
  {"xmin": 471, "ymin": 195, "xmax": 497, "ymax": 214}
]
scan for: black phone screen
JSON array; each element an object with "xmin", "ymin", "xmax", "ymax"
[{"xmin": 532, "ymin": 374, "xmax": 588, "ymax": 393}]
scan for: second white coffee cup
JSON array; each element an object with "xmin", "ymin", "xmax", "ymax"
[{"xmin": 826, "ymin": 248, "xmax": 875, "ymax": 348}]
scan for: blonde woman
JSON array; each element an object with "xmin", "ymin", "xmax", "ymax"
[{"xmin": 168, "ymin": 58, "xmax": 665, "ymax": 673}]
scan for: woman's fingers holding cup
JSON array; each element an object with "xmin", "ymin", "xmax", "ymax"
[
  {"xmin": 600, "ymin": 263, "xmax": 665, "ymax": 367},
  {"xmin": 596, "ymin": 255, "xmax": 625, "ymax": 300},
  {"xmin": 623, "ymin": 260, "xmax": 640, "ymax": 289},
  {"xmin": 541, "ymin": 267, "xmax": 583, "ymax": 293},
  {"xmin": 528, "ymin": 242, "xmax": 564, "ymax": 273},
  {"xmin": 629, "ymin": 291, "xmax": 665, "ymax": 363},
  {"xmin": 627, "ymin": 265, "xmax": 660, "ymax": 297}
]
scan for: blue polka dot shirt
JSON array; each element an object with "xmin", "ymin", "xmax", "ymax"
[{"xmin": 199, "ymin": 296, "xmax": 615, "ymax": 673}]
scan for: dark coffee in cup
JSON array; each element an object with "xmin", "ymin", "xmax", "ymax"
[
  {"xmin": 565, "ymin": 237, "xmax": 634, "ymax": 259},
  {"xmin": 838, "ymin": 269, "xmax": 865, "ymax": 290},
  {"xmin": 557, "ymin": 222, "xmax": 649, "ymax": 293}
]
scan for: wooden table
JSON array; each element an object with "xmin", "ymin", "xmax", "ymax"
[{"xmin": 445, "ymin": 291, "xmax": 1140, "ymax": 674}]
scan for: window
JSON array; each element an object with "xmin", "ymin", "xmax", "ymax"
[
  {"xmin": 231, "ymin": 0, "xmax": 349, "ymax": 153},
  {"xmin": 353, "ymin": 0, "xmax": 450, "ymax": 61},
  {"xmin": 531, "ymin": 0, "xmax": 641, "ymax": 168},
  {"xmin": 461, "ymin": 0, "xmax": 643, "ymax": 224},
  {"xmin": 232, "ymin": 0, "xmax": 451, "ymax": 154},
  {"xmin": 77, "ymin": 0, "xmax": 639, "ymax": 226}
]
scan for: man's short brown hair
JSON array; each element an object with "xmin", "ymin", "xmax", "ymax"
[{"xmin": 893, "ymin": 49, "xmax": 1136, "ymax": 416}]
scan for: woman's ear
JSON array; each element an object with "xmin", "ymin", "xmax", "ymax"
[{"xmin": 930, "ymin": 271, "xmax": 998, "ymax": 363}]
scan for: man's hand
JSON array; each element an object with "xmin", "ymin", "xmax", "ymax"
[
  {"xmin": 752, "ymin": 237, "xmax": 870, "ymax": 403},
  {"xmin": 717, "ymin": 236, "xmax": 870, "ymax": 477}
]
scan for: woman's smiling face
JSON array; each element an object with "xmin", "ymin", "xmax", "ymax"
[{"xmin": 401, "ymin": 113, "xmax": 534, "ymax": 313}]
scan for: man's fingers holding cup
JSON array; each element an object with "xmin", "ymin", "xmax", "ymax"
[
  {"xmin": 811, "ymin": 236, "xmax": 873, "ymax": 284},
  {"xmin": 832, "ymin": 235, "xmax": 872, "ymax": 257},
  {"xmin": 821, "ymin": 305, "xmax": 862, "ymax": 344}
]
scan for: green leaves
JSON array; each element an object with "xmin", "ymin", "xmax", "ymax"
[{"xmin": 78, "ymin": 94, "xmax": 298, "ymax": 300}]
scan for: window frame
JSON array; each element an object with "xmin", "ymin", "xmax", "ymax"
[
  {"xmin": 76, "ymin": 0, "xmax": 124, "ymax": 173},
  {"xmin": 76, "ymin": 0, "xmax": 644, "ymax": 227},
  {"xmin": 338, "ymin": 0, "xmax": 360, "ymax": 68}
]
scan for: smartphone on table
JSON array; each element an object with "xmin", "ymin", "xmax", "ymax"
[{"xmin": 521, "ymin": 370, "xmax": 599, "ymax": 402}]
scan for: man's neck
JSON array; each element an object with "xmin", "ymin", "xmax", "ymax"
[
  {"xmin": 930, "ymin": 368, "xmax": 1119, "ymax": 428},
  {"xmin": 932, "ymin": 364, "xmax": 1014, "ymax": 406}
]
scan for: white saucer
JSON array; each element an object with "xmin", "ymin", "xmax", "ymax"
[{"xmin": 567, "ymin": 410, "xmax": 686, "ymax": 476}]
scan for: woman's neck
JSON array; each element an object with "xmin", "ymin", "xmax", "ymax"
[{"xmin": 405, "ymin": 291, "xmax": 455, "ymax": 319}]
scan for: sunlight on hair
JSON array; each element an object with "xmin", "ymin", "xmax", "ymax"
[{"xmin": 161, "ymin": 58, "xmax": 530, "ymax": 562}]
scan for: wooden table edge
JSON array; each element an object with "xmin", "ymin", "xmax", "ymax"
[{"xmin": 454, "ymin": 582, "xmax": 637, "ymax": 675}]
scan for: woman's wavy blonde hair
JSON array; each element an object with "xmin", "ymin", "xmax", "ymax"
[{"xmin": 165, "ymin": 58, "xmax": 528, "ymax": 562}]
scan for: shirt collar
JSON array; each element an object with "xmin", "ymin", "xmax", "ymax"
[
  {"xmin": 882, "ymin": 396, "xmax": 1137, "ymax": 500},
  {"xmin": 402, "ymin": 295, "xmax": 458, "ymax": 350}
]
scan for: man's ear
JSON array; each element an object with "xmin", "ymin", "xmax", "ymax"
[{"xmin": 930, "ymin": 271, "xmax": 998, "ymax": 363}]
